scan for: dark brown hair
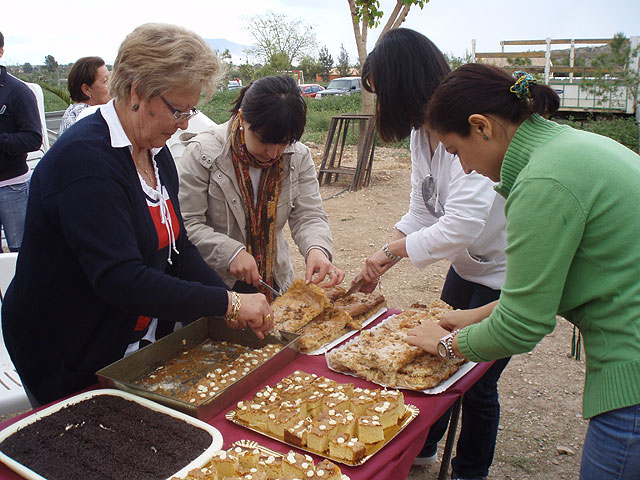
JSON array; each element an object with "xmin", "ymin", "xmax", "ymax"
[
  {"xmin": 426, "ymin": 63, "xmax": 560, "ymax": 136},
  {"xmin": 67, "ymin": 56, "xmax": 105, "ymax": 102},
  {"xmin": 231, "ymin": 75, "xmax": 306, "ymax": 145},
  {"xmin": 361, "ymin": 28, "xmax": 451, "ymax": 143}
]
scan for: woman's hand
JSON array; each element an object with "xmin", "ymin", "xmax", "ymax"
[
  {"xmin": 225, "ymin": 292, "xmax": 274, "ymax": 340},
  {"xmin": 405, "ymin": 322, "xmax": 450, "ymax": 355},
  {"xmin": 350, "ymin": 273, "xmax": 378, "ymax": 294},
  {"xmin": 229, "ymin": 250, "xmax": 260, "ymax": 287},
  {"xmin": 305, "ymin": 248, "xmax": 345, "ymax": 287},
  {"xmin": 439, "ymin": 309, "xmax": 481, "ymax": 331},
  {"xmin": 359, "ymin": 246, "xmax": 400, "ymax": 284},
  {"xmin": 439, "ymin": 300, "xmax": 498, "ymax": 331}
]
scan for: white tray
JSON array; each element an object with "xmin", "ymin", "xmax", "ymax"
[
  {"xmin": 326, "ymin": 313, "xmax": 477, "ymax": 394},
  {"xmin": 302, "ymin": 307, "xmax": 387, "ymax": 356},
  {"xmin": 0, "ymin": 389, "xmax": 223, "ymax": 480}
]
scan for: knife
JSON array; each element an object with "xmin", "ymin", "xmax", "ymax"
[
  {"xmin": 339, "ymin": 276, "xmax": 366, "ymax": 299},
  {"xmin": 339, "ymin": 258, "xmax": 402, "ymax": 299},
  {"xmin": 259, "ymin": 279, "xmax": 281, "ymax": 298},
  {"xmin": 258, "ymin": 279, "xmax": 284, "ymax": 340}
]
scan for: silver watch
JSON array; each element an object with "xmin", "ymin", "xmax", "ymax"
[{"xmin": 437, "ymin": 329, "xmax": 461, "ymax": 360}]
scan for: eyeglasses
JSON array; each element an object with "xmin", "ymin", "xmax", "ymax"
[
  {"xmin": 421, "ymin": 174, "xmax": 445, "ymax": 218},
  {"xmin": 159, "ymin": 95, "xmax": 199, "ymax": 122}
]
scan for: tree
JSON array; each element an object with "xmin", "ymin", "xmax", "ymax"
[
  {"xmin": 337, "ymin": 44, "xmax": 351, "ymax": 77},
  {"xmin": 444, "ymin": 51, "xmax": 474, "ymax": 70},
  {"xmin": 347, "ymin": 0, "xmax": 428, "ymax": 163},
  {"xmin": 44, "ymin": 55, "xmax": 58, "ymax": 74},
  {"xmin": 236, "ymin": 61, "xmax": 257, "ymax": 84},
  {"xmin": 318, "ymin": 46, "xmax": 333, "ymax": 82},
  {"xmin": 582, "ymin": 33, "xmax": 640, "ymax": 152},
  {"xmin": 243, "ymin": 11, "xmax": 318, "ymax": 68},
  {"xmin": 269, "ymin": 51, "xmax": 291, "ymax": 71},
  {"xmin": 298, "ymin": 55, "xmax": 323, "ymax": 84},
  {"xmin": 218, "ymin": 48, "xmax": 232, "ymax": 64},
  {"xmin": 23, "ymin": 63, "xmax": 33, "ymax": 74},
  {"xmin": 347, "ymin": 0, "xmax": 428, "ymax": 115}
]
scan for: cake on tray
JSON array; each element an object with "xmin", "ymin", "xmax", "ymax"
[
  {"xmin": 174, "ymin": 440, "xmax": 346, "ymax": 480},
  {"xmin": 326, "ymin": 300, "xmax": 465, "ymax": 390},
  {"xmin": 229, "ymin": 370, "xmax": 410, "ymax": 465},
  {"xmin": 272, "ymin": 280, "xmax": 387, "ymax": 353}
]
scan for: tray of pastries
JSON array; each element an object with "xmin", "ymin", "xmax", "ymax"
[
  {"xmin": 172, "ymin": 439, "xmax": 350, "ymax": 480},
  {"xmin": 226, "ymin": 370, "xmax": 418, "ymax": 466},
  {"xmin": 97, "ymin": 317, "xmax": 299, "ymax": 420},
  {"xmin": 271, "ymin": 280, "xmax": 387, "ymax": 355},
  {"xmin": 326, "ymin": 301, "xmax": 473, "ymax": 393}
]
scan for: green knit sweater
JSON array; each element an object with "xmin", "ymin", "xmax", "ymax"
[{"xmin": 458, "ymin": 114, "xmax": 640, "ymax": 419}]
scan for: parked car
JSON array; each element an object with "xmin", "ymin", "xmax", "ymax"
[
  {"xmin": 299, "ymin": 84, "xmax": 325, "ymax": 98},
  {"xmin": 315, "ymin": 77, "xmax": 361, "ymax": 98},
  {"xmin": 227, "ymin": 79, "xmax": 242, "ymax": 90}
]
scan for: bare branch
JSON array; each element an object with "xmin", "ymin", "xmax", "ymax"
[
  {"xmin": 380, "ymin": 1, "xmax": 404, "ymax": 34},
  {"xmin": 243, "ymin": 10, "xmax": 318, "ymax": 66},
  {"xmin": 391, "ymin": 4, "xmax": 412, "ymax": 30}
]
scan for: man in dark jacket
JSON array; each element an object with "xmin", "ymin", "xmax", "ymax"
[{"xmin": 0, "ymin": 31, "xmax": 42, "ymax": 251}]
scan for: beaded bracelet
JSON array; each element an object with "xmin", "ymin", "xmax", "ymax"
[
  {"xmin": 382, "ymin": 243, "xmax": 401, "ymax": 263},
  {"xmin": 226, "ymin": 291, "xmax": 241, "ymax": 324}
]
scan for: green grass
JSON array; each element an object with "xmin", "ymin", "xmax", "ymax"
[{"xmin": 200, "ymin": 91, "xmax": 411, "ymax": 148}]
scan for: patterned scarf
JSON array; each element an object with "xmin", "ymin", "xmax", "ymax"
[{"xmin": 229, "ymin": 115, "xmax": 283, "ymax": 301}]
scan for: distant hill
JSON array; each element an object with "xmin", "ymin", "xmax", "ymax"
[{"xmin": 205, "ymin": 38, "xmax": 251, "ymax": 63}]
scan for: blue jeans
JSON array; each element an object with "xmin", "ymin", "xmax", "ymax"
[
  {"xmin": 0, "ymin": 180, "xmax": 29, "ymax": 252},
  {"xmin": 580, "ymin": 404, "xmax": 640, "ymax": 480},
  {"xmin": 420, "ymin": 266, "xmax": 509, "ymax": 479}
]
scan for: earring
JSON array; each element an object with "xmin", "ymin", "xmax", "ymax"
[
  {"xmin": 239, "ymin": 126, "xmax": 244, "ymax": 131},
  {"xmin": 483, "ymin": 134, "xmax": 488, "ymax": 140},
  {"xmin": 131, "ymin": 104, "xmax": 139, "ymax": 112}
]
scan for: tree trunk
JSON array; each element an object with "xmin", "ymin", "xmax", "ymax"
[{"xmin": 348, "ymin": 0, "xmax": 414, "ymax": 177}]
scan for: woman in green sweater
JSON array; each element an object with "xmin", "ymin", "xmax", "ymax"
[{"xmin": 406, "ymin": 63, "xmax": 640, "ymax": 479}]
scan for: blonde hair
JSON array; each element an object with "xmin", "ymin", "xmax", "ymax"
[{"xmin": 109, "ymin": 23, "xmax": 223, "ymax": 104}]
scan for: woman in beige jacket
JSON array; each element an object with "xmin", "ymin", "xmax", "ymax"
[{"xmin": 177, "ymin": 75, "xmax": 343, "ymax": 298}]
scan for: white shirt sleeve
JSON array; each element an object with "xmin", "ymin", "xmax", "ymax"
[{"xmin": 396, "ymin": 128, "xmax": 498, "ymax": 269}]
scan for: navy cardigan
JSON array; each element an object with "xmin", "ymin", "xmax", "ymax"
[{"xmin": 2, "ymin": 111, "xmax": 229, "ymax": 405}]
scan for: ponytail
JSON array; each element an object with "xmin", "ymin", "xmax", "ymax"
[{"xmin": 426, "ymin": 64, "xmax": 559, "ymax": 136}]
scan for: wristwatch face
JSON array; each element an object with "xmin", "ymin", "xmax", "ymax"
[{"xmin": 437, "ymin": 340, "xmax": 448, "ymax": 359}]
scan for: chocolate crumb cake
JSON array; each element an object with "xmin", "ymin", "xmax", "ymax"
[{"xmin": 0, "ymin": 394, "xmax": 212, "ymax": 480}]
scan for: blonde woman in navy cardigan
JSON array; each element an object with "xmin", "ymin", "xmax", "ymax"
[{"xmin": 2, "ymin": 24, "xmax": 274, "ymax": 406}]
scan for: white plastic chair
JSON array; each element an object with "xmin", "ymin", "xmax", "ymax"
[
  {"xmin": 166, "ymin": 111, "xmax": 216, "ymax": 162},
  {"xmin": 76, "ymin": 107, "xmax": 216, "ymax": 162},
  {"xmin": 0, "ymin": 253, "xmax": 31, "ymax": 415},
  {"xmin": 24, "ymin": 82, "xmax": 50, "ymax": 171}
]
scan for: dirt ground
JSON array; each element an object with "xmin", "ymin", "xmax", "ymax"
[{"xmin": 288, "ymin": 143, "xmax": 588, "ymax": 480}]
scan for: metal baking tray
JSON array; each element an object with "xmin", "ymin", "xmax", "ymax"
[
  {"xmin": 0, "ymin": 389, "xmax": 223, "ymax": 480},
  {"xmin": 226, "ymin": 404, "xmax": 419, "ymax": 467},
  {"xmin": 96, "ymin": 316, "xmax": 299, "ymax": 421}
]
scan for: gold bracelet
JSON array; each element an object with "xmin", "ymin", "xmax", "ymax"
[{"xmin": 226, "ymin": 291, "xmax": 241, "ymax": 323}]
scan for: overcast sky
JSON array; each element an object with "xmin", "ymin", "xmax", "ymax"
[{"xmin": 2, "ymin": 0, "xmax": 639, "ymax": 66}]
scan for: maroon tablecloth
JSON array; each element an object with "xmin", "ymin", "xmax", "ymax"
[{"xmin": 0, "ymin": 310, "xmax": 492, "ymax": 480}]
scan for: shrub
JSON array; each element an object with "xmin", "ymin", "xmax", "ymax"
[{"xmin": 559, "ymin": 116, "xmax": 638, "ymax": 153}]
